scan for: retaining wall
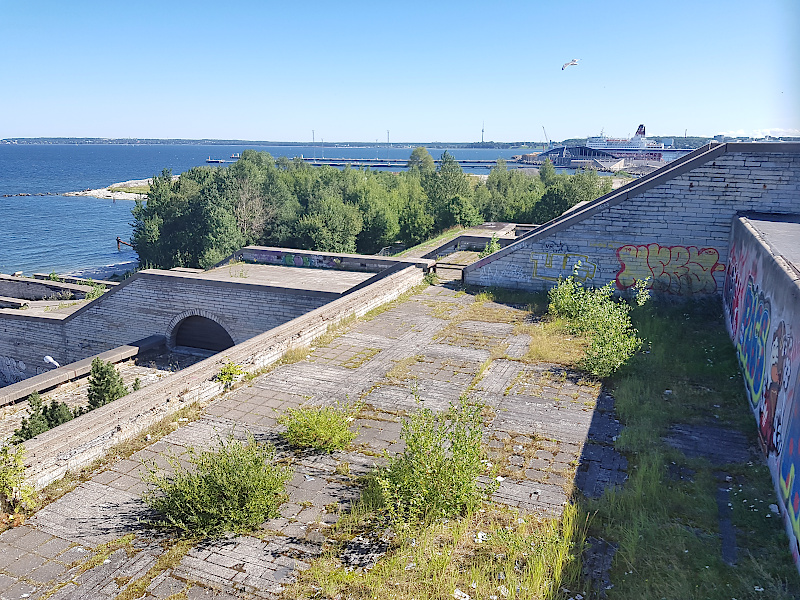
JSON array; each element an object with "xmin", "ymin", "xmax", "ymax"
[
  {"xmin": 0, "ymin": 271, "xmax": 336, "ymax": 385},
  {"xmin": 0, "ymin": 274, "xmax": 93, "ymax": 300},
  {"xmin": 21, "ymin": 264, "xmax": 426, "ymax": 489},
  {"xmin": 723, "ymin": 215, "xmax": 800, "ymax": 566},
  {"xmin": 464, "ymin": 143, "xmax": 800, "ymax": 295}
]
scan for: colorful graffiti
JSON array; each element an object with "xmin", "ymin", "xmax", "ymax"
[
  {"xmin": 616, "ymin": 243, "xmax": 725, "ymax": 294},
  {"xmin": 736, "ymin": 278, "xmax": 771, "ymax": 408},
  {"xmin": 724, "ymin": 230, "xmax": 800, "ymax": 570},
  {"xmin": 530, "ymin": 252, "xmax": 598, "ymax": 282},
  {"xmin": 760, "ymin": 322, "xmax": 793, "ymax": 453},
  {"xmin": 242, "ymin": 251, "xmax": 342, "ymax": 269}
]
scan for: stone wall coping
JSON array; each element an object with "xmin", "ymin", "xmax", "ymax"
[
  {"xmin": 738, "ymin": 215, "xmax": 800, "ymax": 284},
  {"xmin": 0, "ymin": 274, "xmax": 94, "ymax": 298},
  {"xmin": 463, "ymin": 142, "xmax": 800, "ymax": 275},
  {"xmin": 421, "ymin": 235, "xmax": 514, "ymax": 260},
  {"xmin": 0, "ymin": 335, "xmax": 165, "ymax": 408},
  {"xmin": 20, "ymin": 264, "xmax": 425, "ymax": 489},
  {"xmin": 227, "ymin": 245, "xmax": 435, "ymax": 271}
]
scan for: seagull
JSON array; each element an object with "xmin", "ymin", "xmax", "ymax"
[
  {"xmin": 562, "ymin": 59, "xmax": 579, "ymax": 70},
  {"xmin": 44, "ymin": 355, "xmax": 60, "ymax": 369}
]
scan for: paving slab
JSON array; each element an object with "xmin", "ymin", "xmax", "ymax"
[{"xmin": 1, "ymin": 282, "xmax": 623, "ymax": 598}]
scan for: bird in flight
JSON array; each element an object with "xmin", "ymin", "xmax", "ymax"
[{"xmin": 562, "ymin": 59, "xmax": 579, "ymax": 70}]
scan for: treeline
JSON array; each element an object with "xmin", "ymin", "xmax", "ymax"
[{"xmin": 131, "ymin": 148, "xmax": 612, "ymax": 269}]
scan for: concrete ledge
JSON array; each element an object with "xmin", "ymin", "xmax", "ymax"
[
  {"xmin": 0, "ymin": 335, "xmax": 165, "ymax": 408},
  {"xmin": 0, "ymin": 274, "xmax": 94, "ymax": 301},
  {"xmin": 226, "ymin": 246, "xmax": 435, "ymax": 272},
  {"xmin": 0, "ymin": 296, "xmax": 29, "ymax": 309},
  {"xmin": 32, "ymin": 273, "xmax": 119, "ymax": 287},
  {"xmin": 21, "ymin": 265, "xmax": 426, "ymax": 489},
  {"xmin": 421, "ymin": 235, "xmax": 515, "ymax": 260}
]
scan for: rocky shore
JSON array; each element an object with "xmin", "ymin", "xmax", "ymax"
[{"xmin": 63, "ymin": 177, "xmax": 153, "ymax": 200}]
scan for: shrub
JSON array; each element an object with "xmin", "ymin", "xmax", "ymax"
[
  {"xmin": 548, "ymin": 275, "xmax": 648, "ymax": 377},
  {"xmin": 376, "ymin": 395, "xmax": 494, "ymax": 524},
  {"xmin": 84, "ymin": 282, "xmax": 107, "ymax": 301},
  {"xmin": 12, "ymin": 392, "xmax": 74, "ymax": 442},
  {"xmin": 87, "ymin": 358, "xmax": 128, "ymax": 410},
  {"xmin": 278, "ymin": 402, "xmax": 359, "ymax": 452},
  {"xmin": 215, "ymin": 362, "xmax": 244, "ymax": 385},
  {"xmin": 141, "ymin": 434, "xmax": 292, "ymax": 538},
  {"xmin": 0, "ymin": 444, "xmax": 35, "ymax": 513},
  {"xmin": 479, "ymin": 233, "xmax": 501, "ymax": 258}
]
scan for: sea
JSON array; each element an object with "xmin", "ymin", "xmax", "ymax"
[{"xmin": 0, "ymin": 143, "xmax": 548, "ymax": 277}]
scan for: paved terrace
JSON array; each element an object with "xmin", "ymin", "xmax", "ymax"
[{"xmin": 0, "ymin": 283, "xmax": 623, "ymax": 599}]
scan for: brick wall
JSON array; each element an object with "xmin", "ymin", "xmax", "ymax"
[{"xmin": 464, "ymin": 144, "xmax": 800, "ymax": 295}]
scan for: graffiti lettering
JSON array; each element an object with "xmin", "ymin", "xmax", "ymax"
[
  {"xmin": 737, "ymin": 278, "xmax": 771, "ymax": 408},
  {"xmin": 543, "ymin": 240, "xmax": 568, "ymax": 253},
  {"xmin": 0, "ymin": 355, "xmax": 27, "ymax": 385},
  {"xmin": 248, "ymin": 251, "xmax": 341, "ymax": 269},
  {"xmin": 530, "ymin": 252, "xmax": 597, "ymax": 282},
  {"xmin": 616, "ymin": 243, "xmax": 725, "ymax": 294}
]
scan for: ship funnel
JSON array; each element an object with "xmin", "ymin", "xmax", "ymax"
[{"xmin": 635, "ymin": 124, "xmax": 646, "ymax": 137}]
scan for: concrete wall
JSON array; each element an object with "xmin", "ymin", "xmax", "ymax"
[
  {"xmin": 230, "ymin": 246, "xmax": 432, "ymax": 272},
  {"xmin": 0, "ymin": 275, "xmax": 93, "ymax": 300},
  {"xmin": 464, "ymin": 144, "xmax": 800, "ymax": 295},
  {"xmin": 0, "ymin": 270, "xmax": 336, "ymax": 385},
  {"xmin": 723, "ymin": 216, "xmax": 800, "ymax": 566},
  {"xmin": 22, "ymin": 264, "xmax": 426, "ymax": 489}
]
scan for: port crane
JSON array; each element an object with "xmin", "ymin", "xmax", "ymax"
[{"xmin": 542, "ymin": 126, "xmax": 550, "ymax": 151}]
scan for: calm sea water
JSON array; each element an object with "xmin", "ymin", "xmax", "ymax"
[{"xmin": 0, "ymin": 143, "xmax": 534, "ymax": 277}]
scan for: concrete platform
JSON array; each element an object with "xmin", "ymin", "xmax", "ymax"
[{"xmin": 192, "ymin": 263, "xmax": 374, "ymax": 293}]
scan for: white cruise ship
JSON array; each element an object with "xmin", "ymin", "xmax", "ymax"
[{"xmin": 586, "ymin": 124, "xmax": 665, "ymax": 152}]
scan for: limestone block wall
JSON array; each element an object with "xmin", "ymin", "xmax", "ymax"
[
  {"xmin": 22, "ymin": 264, "xmax": 425, "ymax": 489},
  {"xmin": 0, "ymin": 317, "xmax": 64, "ymax": 385},
  {"xmin": 723, "ymin": 216, "xmax": 800, "ymax": 567},
  {"xmin": 464, "ymin": 144, "xmax": 800, "ymax": 295},
  {"xmin": 60, "ymin": 271, "xmax": 335, "ymax": 363},
  {"xmin": 0, "ymin": 271, "xmax": 337, "ymax": 385}
]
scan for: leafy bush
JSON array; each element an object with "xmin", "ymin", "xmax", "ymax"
[
  {"xmin": 87, "ymin": 358, "xmax": 128, "ymax": 410},
  {"xmin": 12, "ymin": 392, "xmax": 74, "ymax": 442},
  {"xmin": 141, "ymin": 434, "xmax": 292, "ymax": 537},
  {"xmin": 84, "ymin": 282, "xmax": 107, "ymax": 301},
  {"xmin": 0, "ymin": 444, "xmax": 35, "ymax": 513},
  {"xmin": 548, "ymin": 275, "xmax": 648, "ymax": 377},
  {"xmin": 376, "ymin": 396, "xmax": 494, "ymax": 524},
  {"xmin": 278, "ymin": 402, "xmax": 359, "ymax": 452},
  {"xmin": 215, "ymin": 362, "xmax": 244, "ymax": 385},
  {"xmin": 479, "ymin": 233, "xmax": 501, "ymax": 258}
]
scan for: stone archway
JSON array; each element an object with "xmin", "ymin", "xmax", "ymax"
[{"xmin": 166, "ymin": 309, "xmax": 235, "ymax": 352}]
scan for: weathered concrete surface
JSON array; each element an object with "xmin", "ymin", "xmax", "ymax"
[{"xmin": 0, "ymin": 283, "xmax": 621, "ymax": 598}]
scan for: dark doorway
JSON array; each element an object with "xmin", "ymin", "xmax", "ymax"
[{"xmin": 174, "ymin": 316, "xmax": 235, "ymax": 351}]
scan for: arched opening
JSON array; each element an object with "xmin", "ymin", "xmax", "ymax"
[{"xmin": 174, "ymin": 316, "xmax": 235, "ymax": 352}]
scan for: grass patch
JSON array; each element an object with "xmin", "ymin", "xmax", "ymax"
[
  {"xmin": 582, "ymin": 299, "xmax": 800, "ymax": 598},
  {"xmin": 342, "ymin": 347, "xmax": 381, "ymax": 369},
  {"xmin": 142, "ymin": 433, "xmax": 292, "ymax": 538},
  {"xmin": 286, "ymin": 502, "xmax": 585, "ymax": 600},
  {"xmin": 109, "ymin": 185, "xmax": 150, "ymax": 194},
  {"xmin": 278, "ymin": 402, "xmax": 361, "ymax": 452}
]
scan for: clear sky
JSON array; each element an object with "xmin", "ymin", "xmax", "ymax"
[{"xmin": 2, "ymin": 0, "xmax": 797, "ymax": 142}]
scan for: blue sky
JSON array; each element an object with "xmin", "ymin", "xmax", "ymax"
[{"xmin": 1, "ymin": 0, "xmax": 797, "ymax": 142}]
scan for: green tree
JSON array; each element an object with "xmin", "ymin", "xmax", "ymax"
[
  {"xmin": 538, "ymin": 158, "xmax": 558, "ymax": 187},
  {"xmin": 87, "ymin": 358, "xmax": 128, "ymax": 410},
  {"xmin": 398, "ymin": 195, "xmax": 435, "ymax": 246},
  {"xmin": 295, "ymin": 195, "xmax": 363, "ymax": 253},
  {"xmin": 406, "ymin": 146, "xmax": 435, "ymax": 176}
]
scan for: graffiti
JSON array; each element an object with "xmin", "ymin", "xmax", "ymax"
[
  {"xmin": 723, "ymin": 245, "xmax": 746, "ymax": 335},
  {"xmin": 474, "ymin": 263, "xmax": 527, "ymax": 286},
  {"xmin": 530, "ymin": 252, "xmax": 597, "ymax": 282},
  {"xmin": 759, "ymin": 322, "xmax": 793, "ymax": 453},
  {"xmin": 250, "ymin": 251, "xmax": 341, "ymax": 269},
  {"xmin": 736, "ymin": 278, "xmax": 771, "ymax": 408},
  {"xmin": 779, "ymin": 376, "xmax": 800, "ymax": 553},
  {"xmin": 616, "ymin": 243, "xmax": 725, "ymax": 294},
  {"xmin": 0, "ymin": 355, "xmax": 27, "ymax": 385},
  {"xmin": 543, "ymin": 240, "xmax": 568, "ymax": 253}
]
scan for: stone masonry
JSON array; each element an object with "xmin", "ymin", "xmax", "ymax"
[
  {"xmin": 0, "ymin": 283, "xmax": 623, "ymax": 599},
  {"xmin": 464, "ymin": 143, "xmax": 800, "ymax": 295}
]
